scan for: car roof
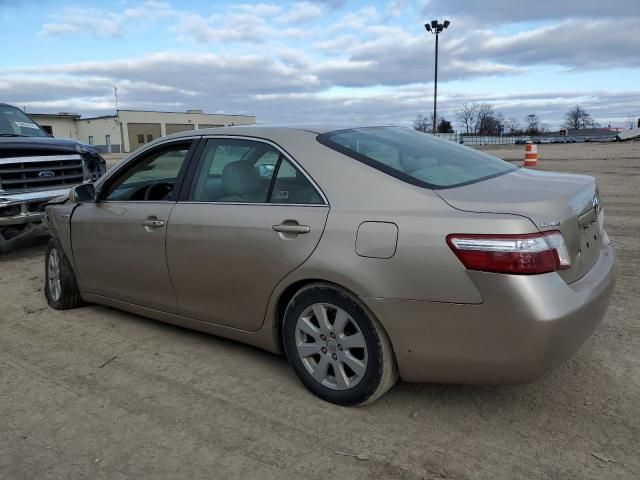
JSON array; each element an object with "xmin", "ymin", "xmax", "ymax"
[{"xmin": 163, "ymin": 123, "xmax": 396, "ymax": 140}]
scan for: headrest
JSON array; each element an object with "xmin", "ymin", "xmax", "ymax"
[{"xmin": 222, "ymin": 160, "xmax": 261, "ymax": 195}]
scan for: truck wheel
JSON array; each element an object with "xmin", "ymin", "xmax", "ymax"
[
  {"xmin": 283, "ymin": 284, "xmax": 398, "ymax": 406},
  {"xmin": 45, "ymin": 237, "xmax": 84, "ymax": 310}
]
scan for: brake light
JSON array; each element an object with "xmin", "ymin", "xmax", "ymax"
[{"xmin": 447, "ymin": 231, "xmax": 571, "ymax": 275}]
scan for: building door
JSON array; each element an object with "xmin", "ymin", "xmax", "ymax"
[{"xmin": 105, "ymin": 134, "xmax": 112, "ymax": 153}]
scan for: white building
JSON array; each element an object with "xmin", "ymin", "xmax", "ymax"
[{"xmin": 30, "ymin": 109, "xmax": 256, "ymax": 153}]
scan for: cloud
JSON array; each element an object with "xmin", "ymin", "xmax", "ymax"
[
  {"xmin": 3, "ymin": 52, "xmax": 637, "ymax": 127},
  {"xmin": 40, "ymin": 1, "xmax": 174, "ymax": 38},
  {"xmin": 479, "ymin": 19, "xmax": 640, "ymax": 69},
  {"xmin": 230, "ymin": 2, "xmax": 283, "ymax": 17},
  {"xmin": 422, "ymin": 0, "xmax": 640, "ymax": 24},
  {"xmin": 173, "ymin": 9, "xmax": 308, "ymax": 44},
  {"xmin": 4, "ymin": 52, "xmax": 323, "ymax": 97},
  {"xmin": 6, "ymin": 0, "xmax": 637, "ymax": 129},
  {"xmin": 277, "ymin": 2, "xmax": 324, "ymax": 24}
]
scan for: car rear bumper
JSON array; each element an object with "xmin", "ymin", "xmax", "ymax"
[
  {"xmin": 0, "ymin": 188, "xmax": 71, "ymax": 226},
  {"xmin": 362, "ymin": 237, "xmax": 617, "ymax": 384}
]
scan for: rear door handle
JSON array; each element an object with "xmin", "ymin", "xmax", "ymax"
[
  {"xmin": 141, "ymin": 218, "xmax": 165, "ymax": 228},
  {"xmin": 272, "ymin": 223, "xmax": 310, "ymax": 234}
]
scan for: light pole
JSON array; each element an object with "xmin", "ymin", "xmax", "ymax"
[{"xmin": 425, "ymin": 19, "xmax": 450, "ymax": 134}]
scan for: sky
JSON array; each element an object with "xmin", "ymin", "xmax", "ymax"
[{"xmin": 1, "ymin": 0, "xmax": 639, "ymax": 129}]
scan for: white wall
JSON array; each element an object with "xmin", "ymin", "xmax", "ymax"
[
  {"xmin": 32, "ymin": 110, "xmax": 256, "ymax": 153},
  {"xmin": 118, "ymin": 110, "xmax": 255, "ymax": 152},
  {"xmin": 77, "ymin": 117, "xmax": 122, "ymax": 152},
  {"xmin": 30, "ymin": 115, "xmax": 78, "ymax": 139}
]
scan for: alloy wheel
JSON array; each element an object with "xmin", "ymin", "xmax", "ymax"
[
  {"xmin": 47, "ymin": 248, "xmax": 62, "ymax": 301},
  {"xmin": 294, "ymin": 303, "xmax": 368, "ymax": 390}
]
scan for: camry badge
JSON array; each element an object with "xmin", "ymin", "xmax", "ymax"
[{"xmin": 540, "ymin": 220, "xmax": 562, "ymax": 227}]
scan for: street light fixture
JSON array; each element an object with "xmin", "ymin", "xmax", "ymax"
[{"xmin": 424, "ymin": 19, "xmax": 450, "ymax": 133}]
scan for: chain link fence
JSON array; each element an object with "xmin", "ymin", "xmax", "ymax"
[{"xmin": 430, "ymin": 132, "xmax": 618, "ymax": 145}]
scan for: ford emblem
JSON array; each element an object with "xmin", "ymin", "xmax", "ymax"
[{"xmin": 38, "ymin": 170, "xmax": 55, "ymax": 178}]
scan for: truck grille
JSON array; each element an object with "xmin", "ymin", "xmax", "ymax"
[{"xmin": 0, "ymin": 154, "xmax": 85, "ymax": 192}]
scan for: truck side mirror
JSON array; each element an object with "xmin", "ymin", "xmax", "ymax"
[{"xmin": 70, "ymin": 183, "xmax": 96, "ymax": 203}]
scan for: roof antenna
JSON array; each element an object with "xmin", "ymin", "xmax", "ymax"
[{"xmin": 113, "ymin": 81, "xmax": 119, "ymax": 113}]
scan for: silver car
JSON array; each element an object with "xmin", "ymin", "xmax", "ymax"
[{"xmin": 44, "ymin": 126, "xmax": 617, "ymax": 405}]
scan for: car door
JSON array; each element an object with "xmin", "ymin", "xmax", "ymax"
[
  {"xmin": 71, "ymin": 139, "xmax": 197, "ymax": 312},
  {"xmin": 166, "ymin": 137, "xmax": 329, "ymax": 331}
]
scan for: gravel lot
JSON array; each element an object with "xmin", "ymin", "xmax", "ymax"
[{"xmin": 1, "ymin": 142, "xmax": 638, "ymax": 479}]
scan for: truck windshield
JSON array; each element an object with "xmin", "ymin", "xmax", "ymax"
[
  {"xmin": 318, "ymin": 126, "xmax": 516, "ymax": 189},
  {"xmin": 0, "ymin": 105, "xmax": 48, "ymax": 137}
]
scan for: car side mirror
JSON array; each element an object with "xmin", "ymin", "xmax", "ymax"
[{"xmin": 70, "ymin": 183, "xmax": 96, "ymax": 203}]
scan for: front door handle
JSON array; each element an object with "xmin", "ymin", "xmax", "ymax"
[
  {"xmin": 272, "ymin": 222, "xmax": 310, "ymax": 234},
  {"xmin": 141, "ymin": 218, "xmax": 165, "ymax": 228}
]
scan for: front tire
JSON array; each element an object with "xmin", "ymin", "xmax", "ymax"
[
  {"xmin": 283, "ymin": 284, "xmax": 398, "ymax": 406},
  {"xmin": 45, "ymin": 237, "xmax": 84, "ymax": 310}
]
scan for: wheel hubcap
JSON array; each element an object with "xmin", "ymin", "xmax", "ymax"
[
  {"xmin": 294, "ymin": 303, "xmax": 368, "ymax": 390},
  {"xmin": 47, "ymin": 248, "xmax": 62, "ymax": 301}
]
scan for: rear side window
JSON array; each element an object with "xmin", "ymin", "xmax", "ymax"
[
  {"xmin": 270, "ymin": 157, "xmax": 323, "ymax": 205},
  {"xmin": 317, "ymin": 127, "xmax": 516, "ymax": 189},
  {"xmin": 189, "ymin": 138, "xmax": 325, "ymax": 205}
]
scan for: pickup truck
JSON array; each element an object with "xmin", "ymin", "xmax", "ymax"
[{"xmin": 0, "ymin": 103, "xmax": 106, "ymax": 254}]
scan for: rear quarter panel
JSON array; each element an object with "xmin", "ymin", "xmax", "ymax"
[{"xmin": 261, "ymin": 131, "xmax": 539, "ymax": 326}]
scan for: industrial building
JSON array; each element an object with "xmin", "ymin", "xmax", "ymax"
[{"xmin": 30, "ymin": 109, "xmax": 256, "ymax": 153}]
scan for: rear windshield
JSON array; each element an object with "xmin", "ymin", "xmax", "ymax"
[{"xmin": 317, "ymin": 126, "xmax": 516, "ymax": 189}]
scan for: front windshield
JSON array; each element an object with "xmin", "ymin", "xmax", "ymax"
[
  {"xmin": 0, "ymin": 105, "xmax": 48, "ymax": 137},
  {"xmin": 318, "ymin": 127, "xmax": 516, "ymax": 189}
]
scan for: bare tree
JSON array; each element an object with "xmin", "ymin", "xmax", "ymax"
[
  {"xmin": 563, "ymin": 106, "xmax": 596, "ymax": 130},
  {"xmin": 474, "ymin": 104, "xmax": 504, "ymax": 135},
  {"xmin": 456, "ymin": 103, "xmax": 477, "ymax": 134},
  {"xmin": 504, "ymin": 117, "xmax": 522, "ymax": 135},
  {"xmin": 413, "ymin": 114, "xmax": 430, "ymax": 133},
  {"xmin": 525, "ymin": 114, "xmax": 539, "ymax": 134},
  {"xmin": 415, "ymin": 114, "xmax": 453, "ymax": 133}
]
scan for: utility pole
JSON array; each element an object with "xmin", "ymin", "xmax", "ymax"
[{"xmin": 424, "ymin": 19, "xmax": 450, "ymax": 134}]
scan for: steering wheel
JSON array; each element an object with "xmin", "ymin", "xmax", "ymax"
[{"xmin": 144, "ymin": 182, "xmax": 173, "ymax": 201}]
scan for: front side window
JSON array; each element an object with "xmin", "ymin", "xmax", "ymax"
[
  {"xmin": 104, "ymin": 143, "xmax": 191, "ymax": 201},
  {"xmin": 189, "ymin": 138, "xmax": 323, "ymax": 205},
  {"xmin": 318, "ymin": 127, "xmax": 516, "ymax": 189}
]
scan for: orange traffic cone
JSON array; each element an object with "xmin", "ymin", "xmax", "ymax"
[{"xmin": 524, "ymin": 141, "xmax": 537, "ymax": 168}]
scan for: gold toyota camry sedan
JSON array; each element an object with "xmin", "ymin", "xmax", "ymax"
[{"xmin": 43, "ymin": 126, "xmax": 617, "ymax": 405}]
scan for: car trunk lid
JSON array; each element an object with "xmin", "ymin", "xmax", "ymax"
[{"xmin": 436, "ymin": 168, "xmax": 602, "ymax": 283}]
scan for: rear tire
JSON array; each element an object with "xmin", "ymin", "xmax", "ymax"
[
  {"xmin": 283, "ymin": 283, "xmax": 398, "ymax": 406},
  {"xmin": 45, "ymin": 237, "xmax": 84, "ymax": 310}
]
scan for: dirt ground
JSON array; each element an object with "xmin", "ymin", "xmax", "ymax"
[{"xmin": 1, "ymin": 142, "xmax": 638, "ymax": 479}]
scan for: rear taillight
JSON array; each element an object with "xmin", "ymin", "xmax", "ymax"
[{"xmin": 447, "ymin": 231, "xmax": 571, "ymax": 275}]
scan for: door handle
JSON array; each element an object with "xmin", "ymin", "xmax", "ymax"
[
  {"xmin": 272, "ymin": 223, "xmax": 310, "ymax": 234},
  {"xmin": 141, "ymin": 218, "xmax": 165, "ymax": 228}
]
